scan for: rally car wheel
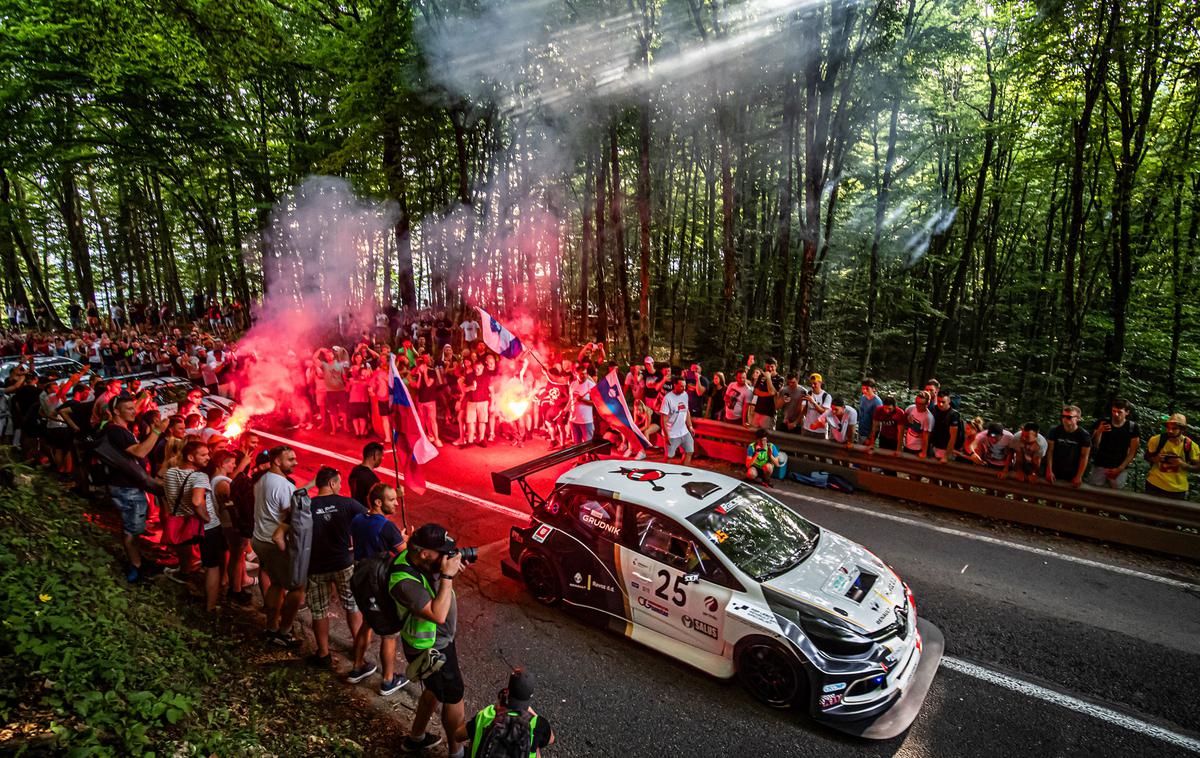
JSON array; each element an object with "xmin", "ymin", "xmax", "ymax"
[
  {"xmin": 520, "ymin": 552, "xmax": 562, "ymax": 605},
  {"xmin": 736, "ymin": 640, "xmax": 806, "ymax": 708}
]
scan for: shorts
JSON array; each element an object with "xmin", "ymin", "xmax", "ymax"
[
  {"xmin": 571, "ymin": 422, "xmax": 594, "ymax": 445},
  {"xmin": 325, "ymin": 390, "xmax": 348, "ymax": 415},
  {"xmin": 466, "ymin": 400, "xmax": 489, "ymax": 425},
  {"xmin": 404, "ymin": 640, "xmax": 464, "ymax": 704},
  {"xmin": 377, "ymin": 399, "xmax": 390, "ymax": 417},
  {"xmin": 306, "ymin": 565, "xmax": 358, "ymax": 620},
  {"xmin": 667, "ymin": 433, "xmax": 695, "ymax": 457},
  {"xmin": 349, "ymin": 401, "xmax": 370, "ymax": 421},
  {"xmin": 110, "ymin": 486, "xmax": 149, "ymax": 536},
  {"xmin": 1087, "ymin": 466, "xmax": 1128, "ymax": 489},
  {"xmin": 1144, "ymin": 481, "xmax": 1187, "ymax": 500},
  {"xmin": 252, "ymin": 537, "xmax": 304, "ymax": 591},
  {"xmin": 223, "ymin": 525, "xmax": 249, "ymax": 553},
  {"xmin": 199, "ymin": 527, "xmax": 227, "ymax": 568},
  {"xmin": 45, "ymin": 426, "xmax": 73, "ymax": 450},
  {"xmin": 752, "ymin": 413, "xmax": 776, "ymax": 431}
]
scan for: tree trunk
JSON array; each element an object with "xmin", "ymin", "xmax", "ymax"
[
  {"xmin": 862, "ymin": 93, "xmax": 901, "ymax": 376},
  {"xmin": 636, "ymin": 104, "xmax": 653, "ymax": 357},
  {"xmin": 383, "ymin": 124, "xmax": 416, "ymax": 309},
  {"xmin": 595, "ymin": 142, "xmax": 609, "ymax": 343},
  {"xmin": 58, "ymin": 167, "xmax": 96, "ymax": 307}
]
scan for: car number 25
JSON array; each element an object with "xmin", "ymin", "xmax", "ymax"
[{"xmin": 655, "ymin": 569, "xmax": 688, "ymax": 607}]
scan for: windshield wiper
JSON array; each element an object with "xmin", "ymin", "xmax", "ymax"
[{"xmin": 754, "ymin": 539, "xmax": 816, "ymax": 582}]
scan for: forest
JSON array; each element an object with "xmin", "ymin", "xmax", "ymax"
[{"xmin": 1, "ymin": 0, "xmax": 1198, "ymax": 427}]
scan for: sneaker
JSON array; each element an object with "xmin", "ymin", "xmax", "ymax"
[
  {"xmin": 306, "ymin": 653, "xmax": 332, "ymax": 669},
  {"xmin": 125, "ymin": 565, "xmax": 141, "ymax": 583},
  {"xmin": 633, "ymin": 450, "xmax": 646, "ymax": 461},
  {"xmin": 433, "ymin": 439, "xmax": 443, "ymax": 448},
  {"xmin": 231, "ymin": 589, "xmax": 254, "ymax": 605},
  {"xmin": 477, "ymin": 440, "xmax": 488, "ymax": 449},
  {"xmin": 400, "ymin": 733, "xmax": 444, "ymax": 754},
  {"xmin": 760, "ymin": 477, "xmax": 774, "ymax": 489},
  {"xmin": 404, "ymin": 647, "xmax": 446, "ymax": 682},
  {"xmin": 163, "ymin": 566, "xmax": 188, "ymax": 585},
  {"xmin": 266, "ymin": 630, "xmax": 302, "ymax": 649},
  {"xmin": 379, "ymin": 674, "xmax": 409, "ymax": 696},
  {"xmin": 346, "ymin": 663, "xmax": 378, "ymax": 683}
]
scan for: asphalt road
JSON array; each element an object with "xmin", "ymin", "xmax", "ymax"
[{"xmin": 260, "ymin": 424, "xmax": 1200, "ymax": 758}]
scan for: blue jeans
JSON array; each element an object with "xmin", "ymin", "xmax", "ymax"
[
  {"xmin": 571, "ymin": 422, "xmax": 594, "ymax": 445},
  {"xmin": 109, "ymin": 486, "xmax": 149, "ymax": 536}
]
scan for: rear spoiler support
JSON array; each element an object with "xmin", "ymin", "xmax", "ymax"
[{"xmin": 491, "ymin": 438, "xmax": 612, "ymax": 510}]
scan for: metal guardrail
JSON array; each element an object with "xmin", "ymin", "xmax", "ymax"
[{"xmin": 690, "ymin": 419, "xmax": 1200, "ymax": 561}]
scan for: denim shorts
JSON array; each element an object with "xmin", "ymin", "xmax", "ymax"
[{"xmin": 110, "ymin": 486, "xmax": 149, "ymax": 536}]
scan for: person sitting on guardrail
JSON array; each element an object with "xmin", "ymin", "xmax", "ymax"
[
  {"xmin": 966, "ymin": 422, "xmax": 1015, "ymax": 478},
  {"xmin": 745, "ymin": 428, "xmax": 783, "ymax": 487},
  {"xmin": 1046, "ymin": 406, "xmax": 1092, "ymax": 488},
  {"xmin": 816, "ymin": 397, "xmax": 857, "ymax": 448},
  {"xmin": 1144, "ymin": 413, "xmax": 1199, "ymax": 500},
  {"xmin": 1013, "ymin": 422, "xmax": 1047, "ymax": 483}
]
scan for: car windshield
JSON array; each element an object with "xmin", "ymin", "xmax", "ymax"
[
  {"xmin": 687, "ymin": 486, "xmax": 820, "ymax": 581},
  {"xmin": 156, "ymin": 383, "xmax": 197, "ymax": 405}
]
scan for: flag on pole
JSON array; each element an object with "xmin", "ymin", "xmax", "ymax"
[
  {"xmin": 588, "ymin": 372, "xmax": 652, "ymax": 454},
  {"xmin": 477, "ymin": 306, "xmax": 525, "ymax": 360},
  {"xmin": 389, "ymin": 354, "xmax": 438, "ymax": 495}
]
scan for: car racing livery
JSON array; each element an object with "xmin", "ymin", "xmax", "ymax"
[{"xmin": 497, "ymin": 457, "xmax": 944, "ymax": 739}]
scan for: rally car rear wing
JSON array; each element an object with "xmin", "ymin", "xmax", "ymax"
[{"xmin": 492, "ymin": 438, "xmax": 612, "ymax": 509}]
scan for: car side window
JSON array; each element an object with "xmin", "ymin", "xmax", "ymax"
[{"xmin": 570, "ymin": 493, "xmax": 622, "ymax": 542}]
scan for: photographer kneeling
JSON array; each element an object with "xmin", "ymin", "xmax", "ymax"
[{"xmin": 391, "ymin": 524, "xmax": 476, "ymax": 756}]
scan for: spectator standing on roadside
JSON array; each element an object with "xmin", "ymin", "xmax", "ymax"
[
  {"xmin": 392, "ymin": 524, "xmax": 470, "ymax": 756},
  {"xmin": 858, "ymin": 380, "xmax": 882, "ymax": 440},
  {"xmin": 683, "ymin": 363, "xmax": 709, "ymax": 422},
  {"xmin": 706, "ymin": 371, "xmax": 726, "ymax": 421},
  {"xmin": 1013, "ymin": 422, "xmax": 1048, "ymax": 483},
  {"xmin": 660, "ymin": 376, "xmax": 695, "ymax": 465},
  {"xmin": 164, "ymin": 441, "xmax": 224, "ymax": 611},
  {"xmin": 1144, "ymin": 413, "xmax": 1199, "ymax": 500},
  {"xmin": 818, "ymin": 397, "xmax": 858, "ymax": 448},
  {"xmin": 866, "ymin": 396, "xmax": 905, "ymax": 456},
  {"xmin": 349, "ymin": 442, "xmax": 384, "ymax": 506},
  {"xmin": 460, "ymin": 313, "xmax": 481, "ymax": 349},
  {"xmin": 929, "ymin": 389, "xmax": 963, "ymax": 463},
  {"xmin": 750, "ymin": 358, "xmax": 783, "ymax": 430},
  {"xmin": 1088, "ymin": 398, "xmax": 1141, "ymax": 490},
  {"xmin": 253, "ymin": 445, "xmax": 309, "ymax": 648},
  {"xmin": 348, "ymin": 483, "xmax": 411, "ymax": 694},
  {"xmin": 779, "ymin": 374, "xmax": 806, "ymax": 434},
  {"xmin": 801, "ymin": 373, "xmax": 831, "ymax": 439},
  {"xmin": 722, "ymin": 370, "xmax": 752, "ymax": 426},
  {"xmin": 567, "ymin": 365, "xmax": 595, "ymax": 446},
  {"xmin": 1046, "ymin": 405, "xmax": 1092, "ymax": 488},
  {"xmin": 305, "ymin": 467, "xmax": 366, "ymax": 669},
  {"xmin": 902, "ymin": 391, "xmax": 935, "ymax": 458},
  {"xmin": 105, "ymin": 395, "xmax": 169, "ymax": 582}
]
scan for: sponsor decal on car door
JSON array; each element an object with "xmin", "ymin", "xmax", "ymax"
[{"xmin": 619, "ymin": 547, "xmax": 731, "ymax": 655}]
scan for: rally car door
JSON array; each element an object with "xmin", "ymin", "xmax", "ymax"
[
  {"xmin": 619, "ymin": 505, "xmax": 734, "ymax": 656},
  {"xmin": 557, "ymin": 489, "xmax": 627, "ymax": 618}
]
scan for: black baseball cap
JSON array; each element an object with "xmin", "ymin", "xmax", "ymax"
[
  {"xmin": 410, "ymin": 523, "xmax": 457, "ymax": 553},
  {"xmin": 504, "ymin": 668, "xmax": 535, "ymax": 711}
]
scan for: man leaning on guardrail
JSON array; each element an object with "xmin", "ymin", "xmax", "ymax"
[{"xmin": 1144, "ymin": 413, "xmax": 1200, "ymax": 500}]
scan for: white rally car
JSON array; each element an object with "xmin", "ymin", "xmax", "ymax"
[{"xmin": 496, "ymin": 456, "xmax": 944, "ymax": 739}]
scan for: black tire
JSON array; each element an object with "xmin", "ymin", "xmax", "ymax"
[
  {"xmin": 520, "ymin": 552, "xmax": 562, "ymax": 605},
  {"xmin": 736, "ymin": 639, "xmax": 806, "ymax": 708}
]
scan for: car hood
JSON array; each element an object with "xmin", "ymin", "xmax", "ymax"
[{"xmin": 761, "ymin": 529, "xmax": 906, "ymax": 633}]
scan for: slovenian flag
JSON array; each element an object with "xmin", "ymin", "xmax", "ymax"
[
  {"xmin": 589, "ymin": 372, "xmax": 652, "ymax": 454},
  {"xmin": 389, "ymin": 354, "xmax": 438, "ymax": 494},
  {"xmin": 477, "ymin": 306, "xmax": 524, "ymax": 360}
]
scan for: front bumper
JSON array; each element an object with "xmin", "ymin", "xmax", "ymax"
[{"xmin": 818, "ymin": 618, "xmax": 945, "ymax": 739}]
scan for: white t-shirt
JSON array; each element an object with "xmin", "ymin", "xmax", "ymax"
[
  {"xmin": 819, "ymin": 407, "xmax": 859, "ymax": 443},
  {"xmin": 972, "ymin": 430, "xmax": 1015, "ymax": 465},
  {"xmin": 461, "ymin": 320, "xmax": 480, "ymax": 342},
  {"xmin": 803, "ymin": 390, "xmax": 832, "ymax": 431},
  {"xmin": 660, "ymin": 391, "xmax": 691, "ymax": 438},
  {"xmin": 253, "ymin": 471, "xmax": 296, "ymax": 542},
  {"xmin": 723, "ymin": 383, "xmax": 752, "ymax": 421},
  {"xmin": 903, "ymin": 405, "xmax": 935, "ymax": 451},
  {"xmin": 164, "ymin": 468, "xmax": 218, "ymax": 530},
  {"xmin": 569, "ymin": 378, "xmax": 596, "ymax": 424}
]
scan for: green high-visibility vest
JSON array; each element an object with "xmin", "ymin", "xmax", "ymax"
[
  {"xmin": 469, "ymin": 704, "xmax": 539, "ymax": 758},
  {"xmin": 387, "ymin": 550, "xmax": 439, "ymax": 651}
]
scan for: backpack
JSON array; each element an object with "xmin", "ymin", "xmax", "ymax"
[
  {"xmin": 476, "ymin": 710, "xmax": 534, "ymax": 758},
  {"xmin": 229, "ymin": 473, "xmax": 257, "ymax": 539},
  {"xmin": 281, "ymin": 488, "xmax": 313, "ymax": 590},
  {"xmin": 351, "ymin": 551, "xmax": 407, "ymax": 635},
  {"xmin": 1151, "ymin": 433, "xmax": 1194, "ymax": 458}
]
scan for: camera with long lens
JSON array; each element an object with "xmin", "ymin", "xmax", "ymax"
[{"xmin": 448, "ymin": 546, "xmax": 479, "ymax": 564}]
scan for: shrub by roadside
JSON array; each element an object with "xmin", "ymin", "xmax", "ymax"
[{"xmin": 0, "ymin": 456, "xmax": 403, "ymax": 756}]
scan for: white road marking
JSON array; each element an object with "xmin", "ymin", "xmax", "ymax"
[
  {"xmin": 942, "ymin": 656, "xmax": 1200, "ymax": 753},
  {"xmin": 255, "ymin": 430, "xmax": 529, "ymax": 521},
  {"xmin": 776, "ymin": 490, "xmax": 1200, "ymax": 591}
]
